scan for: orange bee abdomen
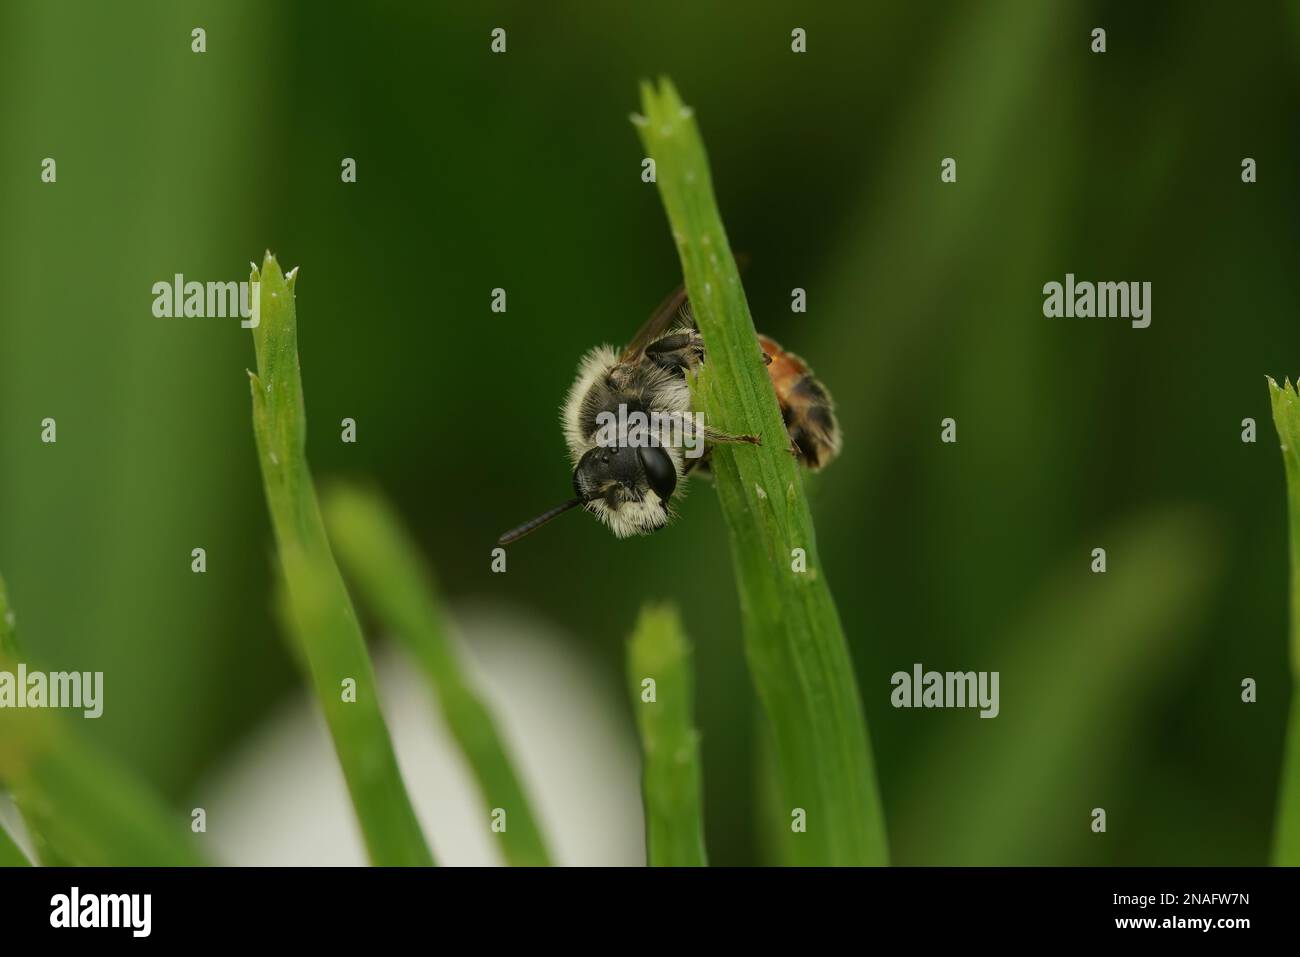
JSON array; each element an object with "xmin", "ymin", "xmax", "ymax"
[
  {"xmin": 759, "ymin": 335, "xmax": 808, "ymax": 393},
  {"xmin": 758, "ymin": 334, "xmax": 842, "ymax": 471}
]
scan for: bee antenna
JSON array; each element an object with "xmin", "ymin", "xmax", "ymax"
[{"xmin": 498, "ymin": 497, "xmax": 584, "ymax": 545}]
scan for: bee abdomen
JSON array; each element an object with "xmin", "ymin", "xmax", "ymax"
[{"xmin": 758, "ymin": 334, "xmax": 842, "ymax": 471}]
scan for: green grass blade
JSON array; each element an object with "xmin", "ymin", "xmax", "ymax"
[
  {"xmin": 323, "ymin": 482, "xmax": 551, "ymax": 866},
  {"xmin": 0, "ymin": 575, "xmax": 203, "ymax": 866},
  {"xmin": 626, "ymin": 603, "xmax": 707, "ymax": 867},
  {"xmin": 1277, "ymin": 697, "xmax": 1300, "ymax": 863},
  {"xmin": 635, "ymin": 78, "xmax": 887, "ymax": 865},
  {"xmin": 1267, "ymin": 377, "xmax": 1300, "ymax": 864},
  {"xmin": 247, "ymin": 253, "xmax": 434, "ymax": 867}
]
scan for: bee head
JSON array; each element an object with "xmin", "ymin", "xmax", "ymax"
[
  {"xmin": 572, "ymin": 443, "xmax": 678, "ymax": 538},
  {"xmin": 497, "ymin": 439, "xmax": 682, "ymax": 546}
]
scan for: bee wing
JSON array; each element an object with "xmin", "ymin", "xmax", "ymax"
[
  {"xmin": 620, "ymin": 284, "xmax": 692, "ymax": 362},
  {"xmin": 621, "ymin": 254, "xmax": 749, "ymax": 362}
]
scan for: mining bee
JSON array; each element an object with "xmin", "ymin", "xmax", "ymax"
[{"xmin": 498, "ymin": 281, "xmax": 841, "ymax": 544}]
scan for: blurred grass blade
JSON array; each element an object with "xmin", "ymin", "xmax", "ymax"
[
  {"xmin": 1268, "ymin": 377, "xmax": 1300, "ymax": 864},
  {"xmin": 0, "ymin": 821, "xmax": 29, "ymax": 866},
  {"xmin": 626, "ymin": 603, "xmax": 707, "ymax": 867},
  {"xmin": 247, "ymin": 253, "xmax": 434, "ymax": 867},
  {"xmin": 323, "ymin": 482, "xmax": 551, "ymax": 867},
  {"xmin": 0, "ymin": 575, "xmax": 204, "ymax": 866},
  {"xmin": 11, "ymin": 737, "xmax": 207, "ymax": 867},
  {"xmin": 635, "ymin": 78, "xmax": 887, "ymax": 865}
]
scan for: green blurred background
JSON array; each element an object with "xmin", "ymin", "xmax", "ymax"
[{"xmin": 2, "ymin": 0, "xmax": 1298, "ymax": 865}]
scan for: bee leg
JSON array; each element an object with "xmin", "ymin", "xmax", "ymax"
[
  {"xmin": 705, "ymin": 426, "xmax": 761, "ymax": 446},
  {"xmin": 645, "ymin": 332, "xmax": 694, "ymax": 354},
  {"xmin": 646, "ymin": 331, "xmax": 706, "ymax": 377}
]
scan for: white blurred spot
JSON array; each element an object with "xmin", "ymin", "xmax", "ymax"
[{"xmin": 199, "ymin": 603, "xmax": 644, "ymax": 866}]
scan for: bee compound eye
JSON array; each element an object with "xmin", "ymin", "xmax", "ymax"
[{"xmin": 637, "ymin": 445, "xmax": 677, "ymax": 502}]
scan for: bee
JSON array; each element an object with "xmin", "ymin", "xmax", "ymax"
[{"xmin": 497, "ymin": 282, "xmax": 841, "ymax": 544}]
